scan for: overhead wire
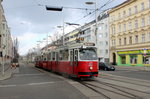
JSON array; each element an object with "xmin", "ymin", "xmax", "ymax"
[{"xmin": 73, "ymin": 0, "xmax": 115, "ymax": 23}]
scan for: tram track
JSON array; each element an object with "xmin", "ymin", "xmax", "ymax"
[
  {"xmin": 79, "ymin": 81, "xmax": 111, "ymax": 99},
  {"xmin": 99, "ymin": 76, "xmax": 150, "ymax": 88},
  {"xmin": 95, "ymin": 79, "xmax": 150, "ymax": 95},
  {"xmin": 80, "ymin": 81, "xmax": 143, "ymax": 99}
]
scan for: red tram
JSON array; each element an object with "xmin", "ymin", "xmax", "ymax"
[{"xmin": 35, "ymin": 42, "xmax": 99, "ymax": 78}]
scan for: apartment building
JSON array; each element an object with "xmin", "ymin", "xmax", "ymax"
[
  {"xmin": 97, "ymin": 10, "xmax": 110, "ymax": 62},
  {"xmin": 109, "ymin": 0, "xmax": 150, "ymax": 66},
  {"xmin": 0, "ymin": 1, "xmax": 13, "ymax": 62}
]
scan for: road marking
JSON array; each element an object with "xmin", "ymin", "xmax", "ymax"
[
  {"xmin": 0, "ymin": 85, "xmax": 17, "ymax": 88},
  {"xmin": 28, "ymin": 82, "xmax": 54, "ymax": 85},
  {"xmin": 0, "ymin": 82, "xmax": 55, "ymax": 88},
  {"xmin": 14, "ymin": 73, "xmax": 45, "ymax": 76}
]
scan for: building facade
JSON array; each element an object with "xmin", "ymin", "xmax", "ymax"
[
  {"xmin": 97, "ymin": 10, "xmax": 110, "ymax": 62},
  {"xmin": 0, "ymin": 0, "xmax": 13, "ymax": 63},
  {"xmin": 109, "ymin": 0, "xmax": 150, "ymax": 66}
]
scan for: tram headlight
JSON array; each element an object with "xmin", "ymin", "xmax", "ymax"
[{"xmin": 89, "ymin": 66, "xmax": 93, "ymax": 70}]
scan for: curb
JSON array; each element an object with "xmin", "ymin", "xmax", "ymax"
[
  {"xmin": 0, "ymin": 67, "xmax": 13, "ymax": 81},
  {"xmin": 116, "ymin": 66, "xmax": 150, "ymax": 71}
]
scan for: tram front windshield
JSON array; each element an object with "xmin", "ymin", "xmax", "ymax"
[{"xmin": 79, "ymin": 48, "xmax": 97, "ymax": 60}]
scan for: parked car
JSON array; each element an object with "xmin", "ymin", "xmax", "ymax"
[
  {"xmin": 99, "ymin": 62, "xmax": 115, "ymax": 71},
  {"xmin": 11, "ymin": 58, "xmax": 19, "ymax": 68}
]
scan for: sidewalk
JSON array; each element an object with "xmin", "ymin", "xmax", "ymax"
[
  {"xmin": 0, "ymin": 67, "xmax": 12, "ymax": 80},
  {"xmin": 0, "ymin": 62, "xmax": 13, "ymax": 80},
  {"xmin": 116, "ymin": 65, "xmax": 150, "ymax": 71}
]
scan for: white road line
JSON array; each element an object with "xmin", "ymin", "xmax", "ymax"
[
  {"xmin": 14, "ymin": 73, "xmax": 45, "ymax": 76},
  {"xmin": 0, "ymin": 85, "xmax": 17, "ymax": 88},
  {"xmin": 28, "ymin": 82, "xmax": 54, "ymax": 85},
  {"xmin": 0, "ymin": 82, "xmax": 55, "ymax": 88}
]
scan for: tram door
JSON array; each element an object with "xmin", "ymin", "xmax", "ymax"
[
  {"xmin": 70, "ymin": 49, "xmax": 78, "ymax": 75},
  {"xmin": 56, "ymin": 52, "xmax": 59, "ymax": 72}
]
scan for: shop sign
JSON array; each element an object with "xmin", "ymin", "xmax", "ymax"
[
  {"xmin": 118, "ymin": 50, "xmax": 140, "ymax": 55},
  {"xmin": 118, "ymin": 49, "xmax": 150, "ymax": 55}
]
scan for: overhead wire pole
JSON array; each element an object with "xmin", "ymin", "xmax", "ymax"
[
  {"xmin": 95, "ymin": 0, "xmax": 98, "ymax": 45},
  {"xmin": 63, "ymin": 17, "xmax": 65, "ymax": 45},
  {"xmin": 85, "ymin": 0, "xmax": 98, "ymax": 45}
]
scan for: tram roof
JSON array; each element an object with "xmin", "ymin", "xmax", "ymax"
[{"xmin": 58, "ymin": 42, "xmax": 96, "ymax": 50}]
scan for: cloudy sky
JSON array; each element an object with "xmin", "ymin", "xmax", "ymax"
[{"xmin": 2, "ymin": 0, "xmax": 126, "ymax": 55}]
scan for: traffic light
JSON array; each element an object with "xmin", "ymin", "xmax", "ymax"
[
  {"xmin": 0, "ymin": 52, "xmax": 2, "ymax": 57},
  {"xmin": 46, "ymin": 6, "xmax": 63, "ymax": 11}
]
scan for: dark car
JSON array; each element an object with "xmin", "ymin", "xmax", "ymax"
[
  {"xmin": 11, "ymin": 58, "xmax": 19, "ymax": 68},
  {"xmin": 99, "ymin": 62, "xmax": 115, "ymax": 71}
]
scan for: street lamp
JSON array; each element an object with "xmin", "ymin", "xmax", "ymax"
[{"xmin": 85, "ymin": 0, "xmax": 98, "ymax": 45}]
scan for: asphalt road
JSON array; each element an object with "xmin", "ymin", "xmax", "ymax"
[
  {"xmin": 0, "ymin": 63, "xmax": 88, "ymax": 99},
  {"xmin": 100, "ymin": 68, "xmax": 150, "ymax": 81}
]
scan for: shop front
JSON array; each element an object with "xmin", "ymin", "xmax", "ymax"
[{"xmin": 117, "ymin": 49, "xmax": 150, "ymax": 66}]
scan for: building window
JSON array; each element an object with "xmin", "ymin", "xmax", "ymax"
[
  {"xmin": 99, "ymin": 33, "xmax": 103, "ymax": 38},
  {"xmin": 112, "ymin": 40, "xmax": 114, "ymax": 46},
  {"xmin": 128, "ymin": 22, "xmax": 132, "ymax": 30},
  {"xmin": 135, "ymin": 20, "xmax": 138, "ymax": 29},
  {"xmin": 111, "ymin": 27, "xmax": 113, "ymax": 34},
  {"xmin": 134, "ymin": 6, "xmax": 138, "ymax": 14},
  {"xmin": 121, "ymin": 55, "xmax": 126, "ymax": 64},
  {"xmin": 106, "ymin": 41, "xmax": 108, "ymax": 46},
  {"xmin": 114, "ymin": 26, "xmax": 116, "ymax": 34},
  {"xmin": 143, "ymin": 55, "xmax": 150, "ymax": 64},
  {"xmin": 130, "ymin": 55, "xmax": 137, "ymax": 64},
  {"xmin": 135, "ymin": 35, "xmax": 138, "ymax": 43},
  {"xmin": 149, "ymin": 33, "xmax": 150, "ymax": 41},
  {"xmin": 2, "ymin": 23, "xmax": 5, "ymax": 29},
  {"xmin": 141, "ymin": 2, "xmax": 145, "ymax": 11},
  {"xmin": 105, "ymin": 32, "xmax": 108, "ymax": 37},
  {"xmin": 105, "ymin": 25, "xmax": 107, "ymax": 29},
  {"xmin": 119, "ymin": 38, "xmax": 121, "ymax": 45},
  {"xmin": 99, "ymin": 41, "xmax": 103, "ymax": 46},
  {"xmin": 142, "ymin": 34, "xmax": 145, "ymax": 42},
  {"xmin": 123, "ymin": 24, "xmax": 126, "ymax": 32},
  {"xmin": 149, "ymin": 0, "xmax": 150, "ymax": 8},
  {"xmin": 124, "ymin": 37, "xmax": 126, "ymax": 45},
  {"xmin": 119, "ymin": 24, "xmax": 121, "ymax": 32},
  {"xmin": 112, "ymin": 39, "xmax": 116, "ymax": 46},
  {"xmin": 105, "ymin": 50, "xmax": 108, "ymax": 55},
  {"xmin": 129, "ymin": 36, "xmax": 132, "ymax": 44},
  {"xmin": 0, "ymin": 35, "xmax": 1, "ymax": 48},
  {"xmin": 149, "ymin": 16, "xmax": 150, "ymax": 25},
  {"xmin": 112, "ymin": 26, "xmax": 116, "ymax": 34},
  {"xmin": 118, "ymin": 13, "xmax": 121, "ymax": 19},
  {"xmin": 123, "ymin": 10, "xmax": 126, "ymax": 17},
  {"xmin": 141, "ymin": 18, "xmax": 145, "ymax": 27},
  {"xmin": 129, "ymin": 8, "xmax": 131, "ymax": 16}
]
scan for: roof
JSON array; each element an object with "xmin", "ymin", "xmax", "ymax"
[{"xmin": 109, "ymin": 0, "xmax": 135, "ymax": 13}]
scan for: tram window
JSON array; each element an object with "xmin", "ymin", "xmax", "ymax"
[
  {"xmin": 59, "ymin": 51, "xmax": 63, "ymax": 60},
  {"xmin": 79, "ymin": 49, "xmax": 97, "ymax": 60},
  {"xmin": 47, "ymin": 53, "xmax": 51, "ymax": 61},
  {"xmin": 52, "ymin": 52, "xmax": 55, "ymax": 60},
  {"xmin": 42, "ymin": 55, "xmax": 44, "ymax": 60},
  {"xmin": 60, "ymin": 50, "xmax": 69, "ymax": 61},
  {"xmin": 75, "ymin": 50, "xmax": 78, "ymax": 61},
  {"xmin": 70, "ymin": 51, "xmax": 73, "ymax": 61}
]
